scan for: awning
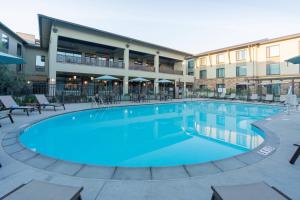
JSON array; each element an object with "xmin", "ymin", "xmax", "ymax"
[
  {"xmin": 286, "ymin": 55, "xmax": 300, "ymax": 64},
  {"xmin": 0, "ymin": 52, "xmax": 25, "ymax": 64}
]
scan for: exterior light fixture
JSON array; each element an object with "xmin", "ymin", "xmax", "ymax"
[
  {"xmin": 84, "ymin": 81, "xmax": 88, "ymax": 85},
  {"xmin": 114, "ymin": 82, "xmax": 118, "ymax": 85},
  {"xmin": 73, "ymin": 75, "xmax": 77, "ymax": 80},
  {"xmin": 27, "ymin": 81, "xmax": 31, "ymax": 84},
  {"xmin": 91, "ymin": 77, "xmax": 94, "ymax": 81}
]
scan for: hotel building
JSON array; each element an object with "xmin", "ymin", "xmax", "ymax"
[
  {"xmin": 1, "ymin": 14, "xmax": 300, "ymax": 96},
  {"xmin": 194, "ymin": 34, "xmax": 300, "ymax": 95}
]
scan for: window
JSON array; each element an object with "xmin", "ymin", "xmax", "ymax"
[
  {"xmin": 266, "ymin": 84, "xmax": 281, "ymax": 95},
  {"xmin": 200, "ymin": 70, "xmax": 207, "ymax": 79},
  {"xmin": 266, "ymin": 45, "xmax": 280, "ymax": 58},
  {"xmin": 216, "ymin": 84, "xmax": 225, "ymax": 93},
  {"xmin": 199, "ymin": 57, "xmax": 206, "ymax": 66},
  {"xmin": 17, "ymin": 44, "xmax": 22, "ymax": 56},
  {"xmin": 187, "ymin": 60, "xmax": 194, "ymax": 75},
  {"xmin": 236, "ymin": 66, "xmax": 247, "ymax": 77},
  {"xmin": 1, "ymin": 34, "xmax": 9, "ymax": 51},
  {"xmin": 199, "ymin": 85, "xmax": 207, "ymax": 90},
  {"xmin": 236, "ymin": 49, "xmax": 246, "ymax": 61},
  {"xmin": 35, "ymin": 55, "xmax": 46, "ymax": 71},
  {"xmin": 216, "ymin": 54, "xmax": 225, "ymax": 64},
  {"xmin": 216, "ymin": 68, "xmax": 225, "ymax": 78},
  {"xmin": 266, "ymin": 63, "xmax": 280, "ymax": 75}
]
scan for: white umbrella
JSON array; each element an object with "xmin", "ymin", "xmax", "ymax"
[{"xmin": 157, "ymin": 79, "xmax": 173, "ymax": 83}]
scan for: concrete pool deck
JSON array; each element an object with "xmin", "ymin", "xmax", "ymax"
[{"xmin": 0, "ymin": 99, "xmax": 300, "ymax": 199}]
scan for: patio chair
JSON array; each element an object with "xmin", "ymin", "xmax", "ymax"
[
  {"xmin": 279, "ymin": 95, "xmax": 287, "ymax": 104},
  {"xmin": 211, "ymin": 182, "xmax": 291, "ymax": 200},
  {"xmin": 264, "ymin": 94, "xmax": 274, "ymax": 103},
  {"xmin": 0, "ymin": 96, "xmax": 41, "ymax": 116},
  {"xmin": 0, "ymin": 180, "xmax": 83, "ymax": 200},
  {"xmin": 289, "ymin": 143, "xmax": 300, "ymax": 164},
  {"xmin": 249, "ymin": 93, "xmax": 258, "ymax": 101},
  {"xmin": 35, "ymin": 94, "xmax": 65, "ymax": 111},
  {"xmin": 0, "ymin": 112, "xmax": 14, "ymax": 128},
  {"xmin": 218, "ymin": 93, "xmax": 226, "ymax": 99},
  {"xmin": 227, "ymin": 93, "xmax": 236, "ymax": 100},
  {"xmin": 208, "ymin": 92, "xmax": 215, "ymax": 98}
]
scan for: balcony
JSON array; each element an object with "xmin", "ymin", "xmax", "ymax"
[
  {"xmin": 159, "ymin": 66, "xmax": 183, "ymax": 75},
  {"xmin": 129, "ymin": 64, "xmax": 155, "ymax": 72},
  {"xmin": 56, "ymin": 54, "xmax": 124, "ymax": 69}
]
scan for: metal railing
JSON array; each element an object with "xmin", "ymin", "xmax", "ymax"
[
  {"xmin": 129, "ymin": 64, "xmax": 155, "ymax": 72},
  {"xmin": 159, "ymin": 66, "xmax": 183, "ymax": 75},
  {"xmin": 56, "ymin": 54, "xmax": 124, "ymax": 69}
]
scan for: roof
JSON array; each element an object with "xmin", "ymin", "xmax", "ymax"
[
  {"xmin": 195, "ymin": 39, "xmax": 268, "ymax": 57},
  {"xmin": 195, "ymin": 33, "xmax": 300, "ymax": 57},
  {"xmin": 0, "ymin": 22, "xmax": 27, "ymax": 44},
  {"xmin": 38, "ymin": 14, "xmax": 192, "ymax": 56}
]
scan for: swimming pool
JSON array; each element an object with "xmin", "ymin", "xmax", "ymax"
[{"xmin": 20, "ymin": 101, "xmax": 281, "ymax": 167}]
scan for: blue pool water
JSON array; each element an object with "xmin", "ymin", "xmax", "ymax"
[{"xmin": 20, "ymin": 101, "xmax": 281, "ymax": 167}]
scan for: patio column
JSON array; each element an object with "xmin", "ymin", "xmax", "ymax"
[
  {"xmin": 48, "ymin": 27, "xmax": 58, "ymax": 96},
  {"xmin": 183, "ymin": 82, "xmax": 187, "ymax": 98},
  {"xmin": 123, "ymin": 76, "xmax": 128, "ymax": 95},
  {"xmin": 155, "ymin": 78, "xmax": 159, "ymax": 94},
  {"xmin": 124, "ymin": 48, "xmax": 129, "ymax": 70},
  {"xmin": 155, "ymin": 54, "xmax": 159, "ymax": 73}
]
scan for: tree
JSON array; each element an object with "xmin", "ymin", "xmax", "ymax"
[{"xmin": 0, "ymin": 65, "xmax": 26, "ymax": 95}]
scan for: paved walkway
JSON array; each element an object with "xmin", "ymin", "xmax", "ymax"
[{"xmin": 0, "ymin": 100, "xmax": 300, "ymax": 199}]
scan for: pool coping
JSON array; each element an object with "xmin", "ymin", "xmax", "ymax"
[{"xmin": 1, "ymin": 100, "xmax": 283, "ymax": 181}]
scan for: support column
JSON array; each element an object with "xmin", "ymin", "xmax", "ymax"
[
  {"xmin": 155, "ymin": 54, "xmax": 159, "ymax": 74},
  {"xmin": 48, "ymin": 26, "xmax": 58, "ymax": 96},
  {"xmin": 183, "ymin": 81, "xmax": 187, "ymax": 98},
  {"xmin": 124, "ymin": 48, "xmax": 129, "ymax": 70},
  {"xmin": 123, "ymin": 76, "xmax": 128, "ymax": 95},
  {"xmin": 155, "ymin": 78, "xmax": 159, "ymax": 95}
]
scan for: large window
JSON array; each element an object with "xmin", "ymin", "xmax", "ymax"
[
  {"xmin": 1, "ymin": 34, "xmax": 9, "ymax": 51},
  {"xmin": 236, "ymin": 66, "xmax": 247, "ymax": 77},
  {"xmin": 199, "ymin": 57, "xmax": 206, "ymax": 66},
  {"xmin": 236, "ymin": 49, "xmax": 246, "ymax": 61},
  {"xmin": 266, "ymin": 63, "xmax": 280, "ymax": 75},
  {"xmin": 35, "ymin": 55, "xmax": 46, "ymax": 71},
  {"xmin": 200, "ymin": 70, "xmax": 207, "ymax": 79},
  {"xmin": 216, "ymin": 54, "xmax": 225, "ymax": 64},
  {"xmin": 187, "ymin": 60, "xmax": 194, "ymax": 75},
  {"xmin": 266, "ymin": 45, "xmax": 280, "ymax": 58},
  {"xmin": 266, "ymin": 84, "xmax": 281, "ymax": 95},
  {"xmin": 216, "ymin": 68, "xmax": 225, "ymax": 78}
]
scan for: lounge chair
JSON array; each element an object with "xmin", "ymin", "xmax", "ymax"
[
  {"xmin": 0, "ymin": 112, "xmax": 14, "ymax": 127},
  {"xmin": 0, "ymin": 96, "xmax": 41, "ymax": 116},
  {"xmin": 0, "ymin": 180, "xmax": 83, "ymax": 200},
  {"xmin": 208, "ymin": 92, "xmax": 215, "ymax": 98},
  {"xmin": 289, "ymin": 143, "xmax": 300, "ymax": 164},
  {"xmin": 264, "ymin": 94, "xmax": 274, "ymax": 103},
  {"xmin": 227, "ymin": 93, "xmax": 236, "ymax": 100},
  {"xmin": 279, "ymin": 95, "xmax": 287, "ymax": 104},
  {"xmin": 35, "ymin": 94, "xmax": 65, "ymax": 111},
  {"xmin": 249, "ymin": 94, "xmax": 258, "ymax": 101},
  {"xmin": 218, "ymin": 93, "xmax": 226, "ymax": 99},
  {"xmin": 211, "ymin": 182, "xmax": 291, "ymax": 200}
]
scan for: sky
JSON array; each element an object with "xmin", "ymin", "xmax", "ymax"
[{"xmin": 1, "ymin": 0, "xmax": 300, "ymax": 54}]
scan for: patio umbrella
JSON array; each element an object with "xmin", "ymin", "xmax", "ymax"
[
  {"xmin": 157, "ymin": 79, "xmax": 173, "ymax": 93},
  {"xmin": 95, "ymin": 75, "xmax": 119, "ymax": 93},
  {"xmin": 286, "ymin": 55, "xmax": 300, "ymax": 64},
  {"xmin": 129, "ymin": 77, "xmax": 149, "ymax": 97},
  {"xmin": 129, "ymin": 77, "xmax": 149, "ymax": 82},
  {"xmin": 0, "ymin": 52, "xmax": 25, "ymax": 64}
]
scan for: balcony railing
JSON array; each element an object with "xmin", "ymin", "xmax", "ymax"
[
  {"xmin": 159, "ymin": 66, "xmax": 183, "ymax": 75},
  {"xmin": 56, "ymin": 54, "xmax": 124, "ymax": 69},
  {"xmin": 129, "ymin": 64, "xmax": 155, "ymax": 72}
]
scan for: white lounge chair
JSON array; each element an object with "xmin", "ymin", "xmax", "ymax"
[
  {"xmin": 264, "ymin": 94, "xmax": 274, "ymax": 103},
  {"xmin": 219, "ymin": 93, "xmax": 226, "ymax": 99},
  {"xmin": 0, "ymin": 96, "xmax": 41, "ymax": 116},
  {"xmin": 208, "ymin": 92, "xmax": 215, "ymax": 98},
  {"xmin": 35, "ymin": 94, "xmax": 65, "ymax": 111},
  {"xmin": 249, "ymin": 94, "xmax": 258, "ymax": 101},
  {"xmin": 279, "ymin": 95, "xmax": 287, "ymax": 104},
  {"xmin": 228, "ymin": 93, "xmax": 236, "ymax": 100}
]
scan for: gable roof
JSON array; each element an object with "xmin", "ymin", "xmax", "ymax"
[
  {"xmin": 0, "ymin": 21, "xmax": 27, "ymax": 44},
  {"xmin": 38, "ymin": 14, "xmax": 192, "ymax": 56}
]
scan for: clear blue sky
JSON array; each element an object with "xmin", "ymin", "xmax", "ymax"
[{"xmin": 1, "ymin": 0, "xmax": 299, "ymax": 54}]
